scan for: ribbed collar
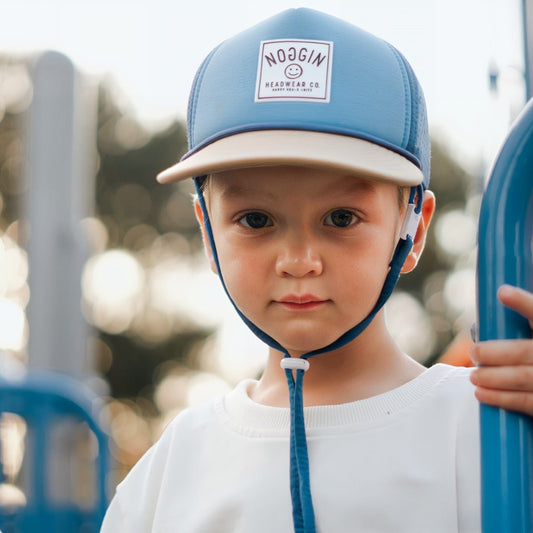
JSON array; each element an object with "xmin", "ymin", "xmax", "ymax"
[{"xmin": 215, "ymin": 364, "xmax": 465, "ymax": 437}]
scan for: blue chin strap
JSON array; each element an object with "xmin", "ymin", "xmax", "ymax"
[{"xmin": 195, "ymin": 178, "xmax": 423, "ymax": 533}]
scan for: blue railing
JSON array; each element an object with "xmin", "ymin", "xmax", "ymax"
[
  {"xmin": 0, "ymin": 372, "xmax": 109, "ymax": 532},
  {"xmin": 477, "ymin": 98, "xmax": 533, "ymax": 532}
]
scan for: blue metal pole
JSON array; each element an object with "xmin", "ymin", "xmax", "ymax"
[{"xmin": 477, "ymin": 98, "xmax": 533, "ymax": 532}]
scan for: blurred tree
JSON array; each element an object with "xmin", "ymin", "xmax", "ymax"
[
  {"xmin": 95, "ymin": 83, "xmax": 197, "ymax": 247},
  {"xmin": 92, "ymin": 81, "xmax": 213, "ymax": 402},
  {"xmin": 0, "ymin": 57, "xmax": 30, "ymax": 234},
  {"xmin": 0, "ymin": 57, "xmax": 213, "ymax": 409}
]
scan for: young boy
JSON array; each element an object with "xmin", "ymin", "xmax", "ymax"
[{"xmin": 101, "ymin": 8, "xmax": 533, "ymax": 532}]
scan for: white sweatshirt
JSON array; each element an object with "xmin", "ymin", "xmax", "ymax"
[{"xmin": 101, "ymin": 363, "xmax": 480, "ymax": 532}]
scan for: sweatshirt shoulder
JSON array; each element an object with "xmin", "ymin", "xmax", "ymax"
[
  {"xmin": 102, "ymin": 396, "xmax": 224, "ymax": 531},
  {"xmin": 430, "ymin": 363, "xmax": 474, "ymax": 392}
]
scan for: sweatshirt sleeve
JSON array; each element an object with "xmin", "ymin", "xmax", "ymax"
[
  {"xmin": 100, "ymin": 492, "xmax": 129, "ymax": 533},
  {"xmin": 99, "ymin": 416, "xmax": 177, "ymax": 532}
]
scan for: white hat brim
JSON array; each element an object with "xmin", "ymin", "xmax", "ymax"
[{"xmin": 157, "ymin": 130, "xmax": 423, "ymax": 186}]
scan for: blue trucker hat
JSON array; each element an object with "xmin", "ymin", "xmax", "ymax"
[{"xmin": 158, "ymin": 8, "xmax": 429, "ymax": 188}]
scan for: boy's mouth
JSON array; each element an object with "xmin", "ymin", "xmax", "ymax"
[{"xmin": 276, "ymin": 294, "xmax": 329, "ymax": 311}]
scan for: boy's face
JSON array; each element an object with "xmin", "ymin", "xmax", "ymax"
[{"xmin": 201, "ymin": 165, "xmax": 406, "ymax": 356}]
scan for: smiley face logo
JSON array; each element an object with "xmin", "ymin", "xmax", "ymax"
[{"xmin": 284, "ymin": 63, "xmax": 303, "ymax": 79}]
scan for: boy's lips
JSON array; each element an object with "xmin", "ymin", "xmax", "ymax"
[{"xmin": 276, "ymin": 294, "xmax": 329, "ymax": 311}]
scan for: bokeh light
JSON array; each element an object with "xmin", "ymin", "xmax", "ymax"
[
  {"xmin": 386, "ymin": 291, "xmax": 437, "ymax": 362},
  {"xmin": 203, "ymin": 310, "xmax": 269, "ymax": 384},
  {"xmin": 0, "ymin": 299, "xmax": 26, "ymax": 351},
  {"xmin": 82, "ymin": 249, "xmax": 145, "ymax": 334},
  {"xmin": 0, "ymin": 233, "xmax": 28, "ymax": 353},
  {"xmin": 0, "ymin": 62, "xmax": 33, "ymax": 114},
  {"xmin": 0, "ymin": 235, "xmax": 28, "ymax": 296},
  {"xmin": 184, "ymin": 371, "xmax": 231, "ymax": 407},
  {"xmin": 148, "ymin": 257, "xmax": 227, "ymax": 328},
  {"xmin": 435, "ymin": 209, "xmax": 477, "ymax": 256},
  {"xmin": 0, "ymin": 412, "xmax": 27, "ymax": 507},
  {"xmin": 443, "ymin": 268, "xmax": 477, "ymax": 330},
  {"xmin": 81, "ymin": 217, "xmax": 109, "ymax": 255}
]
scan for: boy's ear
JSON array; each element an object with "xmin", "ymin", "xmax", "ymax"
[
  {"xmin": 400, "ymin": 190, "xmax": 436, "ymax": 274},
  {"xmin": 194, "ymin": 199, "xmax": 218, "ymax": 275}
]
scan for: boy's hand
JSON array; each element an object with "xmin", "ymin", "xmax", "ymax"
[{"xmin": 470, "ymin": 285, "xmax": 533, "ymax": 416}]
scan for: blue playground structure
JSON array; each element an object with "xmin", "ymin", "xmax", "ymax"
[
  {"xmin": 477, "ymin": 98, "xmax": 533, "ymax": 531},
  {"xmin": 0, "ymin": 373, "xmax": 109, "ymax": 532}
]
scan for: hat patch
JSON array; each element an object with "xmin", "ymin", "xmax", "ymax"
[{"xmin": 255, "ymin": 39, "xmax": 333, "ymax": 103}]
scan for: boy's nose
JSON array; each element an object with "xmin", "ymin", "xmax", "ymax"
[{"xmin": 275, "ymin": 242, "xmax": 323, "ymax": 278}]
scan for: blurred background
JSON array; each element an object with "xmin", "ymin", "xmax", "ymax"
[{"xmin": 0, "ymin": 0, "xmax": 528, "ymax": 511}]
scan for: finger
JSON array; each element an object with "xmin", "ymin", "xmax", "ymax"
[
  {"xmin": 471, "ymin": 365, "xmax": 533, "ymax": 391},
  {"xmin": 498, "ymin": 284, "xmax": 533, "ymax": 329},
  {"xmin": 470, "ymin": 339, "xmax": 533, "ymax": 366},
  {"xmin": 473, "ymin": 385, "xmax": 533, "ymax": 417}
]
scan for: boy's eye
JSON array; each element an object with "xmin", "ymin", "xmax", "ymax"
[
  {"xmin": 324, "ymin": 209, "xmax": 358, "ymax": 228},
  {"xmin": 238, "ymin": 212, "xmax": 273, "ymax": 229}
]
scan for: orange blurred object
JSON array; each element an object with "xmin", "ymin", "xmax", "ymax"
[{"xmin": 437, "ymin": 330, "xmax": 474, "ymax": 367}]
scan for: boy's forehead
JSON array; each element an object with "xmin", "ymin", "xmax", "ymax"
[{"xmin": 210, "ymin": 165, "xmax": 390, "ymax": 196}]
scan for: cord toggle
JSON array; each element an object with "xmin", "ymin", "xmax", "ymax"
[{"xmin": 280, "ymin": 358, "xmax": 310, "ymax": 372}]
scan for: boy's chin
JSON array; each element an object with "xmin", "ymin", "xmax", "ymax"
[{"xmin": 271, "ymin": 334, "xmax": 344, "ymax": 357}]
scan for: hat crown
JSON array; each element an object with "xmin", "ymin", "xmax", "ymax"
[{"xmin": 187, "ymin": 8, "xmax": 429, "ymax": 186}]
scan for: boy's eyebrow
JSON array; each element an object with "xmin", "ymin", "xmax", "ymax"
[
  {"xmin": 331, "ymin": 175, "xmax": 379, "ymax": 195},
  {"xmin": 218, "ymin": 183, "xmax": 277, "ymax": 201}
]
